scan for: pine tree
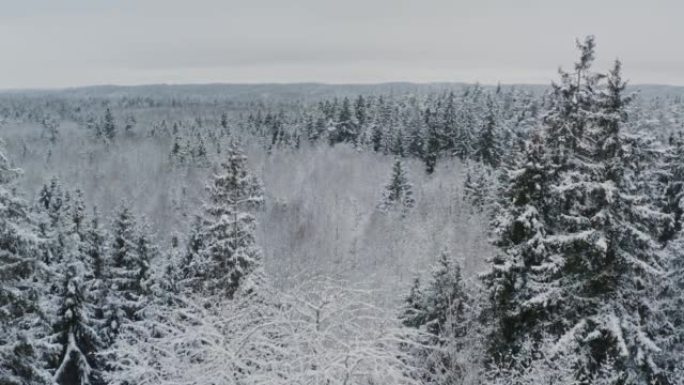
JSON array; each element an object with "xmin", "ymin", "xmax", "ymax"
[
  {"xmin": 0, "ymin": 141, "xmax": 53, "ymax": 384},
  {"xmin": 193, "ymin": 142, "xmax": 265, "ymax": 298},
  {"xmin": 378, "ymin": 159, "xmax": 415, "ymax": 215}
]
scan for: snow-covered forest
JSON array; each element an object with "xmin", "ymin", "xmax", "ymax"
[{"xmin": 3, "ymin": 37, "xmax": 684, "ymax": 385}]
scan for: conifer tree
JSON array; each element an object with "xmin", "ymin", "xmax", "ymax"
[
  {"xmin": 392, "ymin": 129, "xmax": 406, "ymax": 157},
  {"xmin": 178, "ymin": 216, "xmax": 204, "ymax": 293},
  {"xmin": 474, "ymin": 98, "xmax": 501, "ymax": 168},
  {"xmin": 102, "ymin": 108, "xmax": 116, "ymax": 141},
  {"xmin": 106, "ymin": 203, "xmax": 148, "ymax": 339},
  {"xmin": 332, "ymin": 97, "xmax": 356, "ymax": 145},
  {"xmin": 378, "ymin": 159, "xmax": 415, "ymax": 215},
  {"xmin": 0, "ymin": 141, "xmax": 53, "ymax": 384},
  {"xmin": 481, "ymin": 132, "xmax": 551, "ymax": 371},
  {"xmin": 463, "ymin": 165, "xmax": 494, "ymax": 212},
  {"xmin": 193, "ymin": 143, "xmax": 265, "ymax": 298},
  {"xmin": 484, "ymin": 38, "xmax": 673, "ymax": 383},
  {"xmin": 424, "ymin": 124, "xmax": 441, "ymax": 175},
  {"xmin": 371, "ymin": 124, "xmax": 384, "ymax": 153},
  {"xmin": 407, "ymin": 123, "xmax": 425, "ymax": 159},
  {"xmin": 660, "ymin": 133, "xmax": 684, "ymax": 243},
  {"xmin": 50, "ymin": 246, "xmax": 103, "ymax": 385},
  {"xmin": 83, "ymin": 207, "xmax": 110, "ymax": 346},
  {"xmin": 400, "ymin": 253, "xmax": 471, "ymax": 384},
  {"xmin": 441, "ymin": 92, "xmax": 458, "ymax": 153}
]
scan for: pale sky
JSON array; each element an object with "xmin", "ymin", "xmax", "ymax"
[{"xmin": 1, "ymin": 0, "xmax": 682, "ymax": 89}]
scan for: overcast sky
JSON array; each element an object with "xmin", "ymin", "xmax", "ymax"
[{"xmin": 1, "ymin": 0, "xmax": 682, "ymax": 89}]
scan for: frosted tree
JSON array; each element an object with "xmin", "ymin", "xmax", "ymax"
[
  {"xmin": 400, "ymin": 253, "xmax": 474, "ymax": 385},
  {"xmin": 378, "ymin": 158, "xmax": 415, "ymax": 215},
  {"xmin": 331, "ymin": 96, "xmax": 357, "ymax": 145},
  {"xmin": 660, "ymin": 133, "xmax": 684, "ymax": 243},
  {"xmin": 481, "ymin": 132, "xmax": 551, "ymax": 374},
  {"xmin": 50, "ymin": 245, "xmax": 103, "ymax": 385},
  {"xmin": 36, "ymin": 177, "xmax": 69, "ymax": 266},
  {"xmin": 102, "ymin": 108, "xmax": 116, "ymax": 141},
  {"xmin": 474, "ymin": 97, "xmax": 501, "ymax": 168},
  {"xmin": 424, "ymin": 122, "xmax": 441, "ymax": 174},
  {"xmin": 481, "ymin": 37, "xmax": 675, "ymax": 384},
  {"xmin": 106, "ymin": 203, "xmax": 149, "ymax": 339},
  {"xmin": 178, "ymin": 216, "xmax": 204, "ymax": 293},
  {"xmin": 83, "ymin": 207, "xmax": 110, "ymax": 345},
  {"xmin": 463, "ymin": 164, "xmax": 495, "ymax": 213},
  {"xmin": 0, "ymin": 140, "xmax": 53, "ymax": 384},
  {"xmin": 189, "ymin": 142, "xmax": 265, "ymax": 298},
  {"xmin": 107, "ymin": 278, "xmax": 423, "ymax": 385},
  {"xmin": 543, "ymin": 36, "xmax": 601, "ymax": 170},
  {"xmin": 488, "ymin": 39, "xmax": 672, "ymax": 383}
]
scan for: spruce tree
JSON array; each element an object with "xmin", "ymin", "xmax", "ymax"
[
  {"xmin": 193, "ymin": 142, "xmax": 265, "ymax": 298},
  {"xmin": 50, "ymin": 245, "xmax": 103, "ymax": 385},
  {"xmin": 481, "ymin": 132, "xmax": 551, "ymax": 371},
  {"xmin": 474, "ymin": 97, "xmax": 501, "ymax": 168},
  {"xmin": 83, "ymin": 207, "xmax": 110, "ymax": 346},
  {"xmin": 102, "ymin": 108, "xmax": 116, "ymax": 141},
  {"xmin": 660, "ymin": 133, "xmax": 684, "ymax": 243},
  {"xmin": 106, "ymin": 203, "xmax": 148, "ymax": 339},
  {"xmin": 378, "ymin": 159, "xmax": 415, "ymax": 215},
  {"xmin": 0, "ymin": 141, "xmax": 52, "ymax": 384},
  {"xmin": 484, "ymin": 38, "xmax": 672, "ymax": 383},
  {"xmin": 371, "ymin": 124, "xmax": 384, "ymax": 153},
  {"xmin": 400, "ymin": 252, "xmax": 471, "ymax": 384},
  {"xmin": 178, "ymin": 216, "xmax": 204, "ymax": 293},
  {"xmin": 332, "ymin": 97, "xmax": 356, "ymax": 145},
  {"xmin": 424, "ymin": 124, "xmax": 441, "ymax": 175}
]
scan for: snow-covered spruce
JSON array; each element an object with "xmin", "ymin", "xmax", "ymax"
[
  {"xmin": 378, "ymin": 158, "xmax": 415, "ymax": 215},
  {"xmin": 179, "ymin": 142, "xmax": 264, "ymax": 298}
]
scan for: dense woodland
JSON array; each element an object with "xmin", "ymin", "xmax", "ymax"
[{"xmin": 3, "ymin": 37, "xmax": 684, "ymax": 384}]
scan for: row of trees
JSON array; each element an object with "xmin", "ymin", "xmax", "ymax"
[
  {"xmin": 398, "ymin": 37, "xmax": 684, "ymax": 384},
  {"xmin": 0, "ymin": 139, "xmax": 269, "ymax": 385}
]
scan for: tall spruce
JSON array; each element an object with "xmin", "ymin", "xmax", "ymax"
[
  {"xmin": 102, "ymin": 108, "xmax": 116, "ymax": 141},
  {"xmin": 0, "ymin": 141, "xmax": 53, "ymax": 384},
  {"xmin": 481, "ymin": 132, "xmax": 551, "ymax": 372},
  {"xmin": 475, "ymin": 97, "xmax": 501, "ymax": 168},
  {"xmin": 50, "ymin": 238, "xmax": 103, "ymax": 385},
  {"xmin": 485, "ymin": 37, "xmax": 672, "ymax": 383},
  {"xmin": 378, "ymin": 159, "xmax": 415, "ymax": 215},
  {"xmin": 400, "ymin": 252, "xmax": 471, "ymax": 384},
  {"xmin": 106, "ymin": 203, "xmax": 149, "ymax": 339},
  {"xmin": 192, "ymin": 142, "xmax": 265, "ymax": 298}
]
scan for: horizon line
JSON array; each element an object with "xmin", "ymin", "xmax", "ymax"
[{"xmin": 3, "ymin": 80, "xmax": 684, "ymax": 94}]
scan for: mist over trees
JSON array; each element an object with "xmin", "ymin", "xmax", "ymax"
[{"xmin": 2, "ymin": 37, "xmax": 684, "ymax": 384}]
